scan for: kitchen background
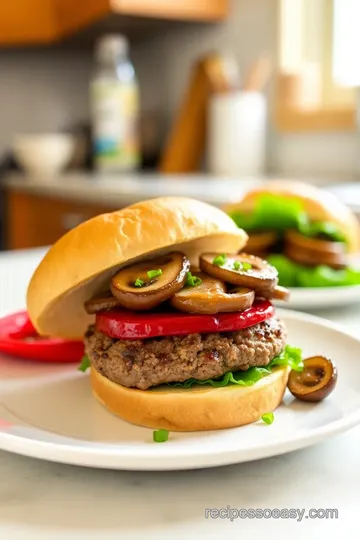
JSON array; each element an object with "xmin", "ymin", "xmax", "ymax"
[{"xmin": 1, "ymin": 0, "xmax": 360, "ymax": 250}]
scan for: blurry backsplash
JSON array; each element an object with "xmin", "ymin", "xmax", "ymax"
[{"xmin": 0, "ymin": 0, "xmax": 359, "ymax": 178}]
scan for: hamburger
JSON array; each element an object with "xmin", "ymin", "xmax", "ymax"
[
  {"xmin": 26, "ymin": 197, "xmax": 301, "ymax": 432},
  {"xmin": 224, "ymin": 180, "xmax": 360, "ymax": 288}
]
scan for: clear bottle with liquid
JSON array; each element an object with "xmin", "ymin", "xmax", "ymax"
[{"xmin": 90, "ymin": 34, "xmax": 140, "ymax": 172}]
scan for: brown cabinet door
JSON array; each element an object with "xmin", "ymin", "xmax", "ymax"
[
  {"xmin": 0, "ymin": 0, "xmax": 228, "ymax": 45},
  {"xmin": 6, "ymin": 190, "xmax": 118, "ymax": 250},
  {"xmin": 112, "ymin": 0, "xmax": 228, "ymax": 21},
  {"xmin": 0, "ymin": 0, "xmax": 56, "ymax": 45}
]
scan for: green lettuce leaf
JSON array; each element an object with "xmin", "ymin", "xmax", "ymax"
[
  {"xmin": 78, "ymin": 355, "xmax": 91, "ymax": 372},
  {"xmin": 168, "ymin": 344, "xmax": 302, "ymax": 389},
  {"xmin": 268, "ymin": 344, "xmax": 303, "ymax": 371},
  {"xmin": 267, "ymin": 254, "xmax": 360, "ymax": 287},
  {"xmin": 298, "ymin": 220, "xmax": 346, "ymax": 243},
  {"xmin": 267, "ymin": 254, "xmax": 298, "ymax": 287},
  {"xmin": 229, "ymin": 194, "xmax": 305, "ymax": 232}
]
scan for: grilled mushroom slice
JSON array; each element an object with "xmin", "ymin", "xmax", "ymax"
[
  {"xmin": 257, "ymin": 285, "xmax": 290, "ymax": 302},
  {"xmin": 84, "ymin": 291, "xmax": 120, "ymax": 314},
  {"xmin": 171, "ymin": 272, "xmax": 255, "ymax": 314},
  {"xmin": 200, "ymin": 253, "xmax": 278, "ymax": 292},
  {"xmin": 284, "ymin": 229, "xmax": 347, "ymax": 269},
  {"xmin": 244, "ymin": 231, "xmax": 278, "ymax": 255},
  {"xmin": 111, "ymin": 252, "xmax": 190, "ymax": 310},
  {"xmin": 285, "ymin": 230, "xmax": 346, "ymax": 255},
  {"xmin": 287, "ymin": 356, "xmax": 337, "ymax": 402},
  {"xmin": 284, "ymin": 243, "xmax": 347, "ymax": 269}
]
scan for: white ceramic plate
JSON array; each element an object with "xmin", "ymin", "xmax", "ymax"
[
  {"xmin": 0, "ymin": 309, "xmax": 360, "ymax": 471},
  {"xmin": 275, "ymin": 284, "xmax": 360, "ymax": 310}
]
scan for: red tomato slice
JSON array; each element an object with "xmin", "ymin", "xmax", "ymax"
[
  {"xmin": 0, "ymin": 311, "xmax": 84, "ymax": 362},
  {"xmin": 95, "ymin": 299, "xmax": 274, "ymax": 340}
]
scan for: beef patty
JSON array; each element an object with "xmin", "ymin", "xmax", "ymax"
[{"xmin": 84, "ymin": 316, "xmax": 286, "ymax": 390}]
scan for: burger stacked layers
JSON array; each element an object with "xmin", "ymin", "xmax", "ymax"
[
  {"xmin": 224, "ymin": 181, "xmax": 360, "ymax": 288},
  {"xmin": 26, "ymin": 197, "xmax": 301, "ymax": 431},
  {"xmin": 83, "ymin": 252, "xmax": 288, "ymax": 391}
]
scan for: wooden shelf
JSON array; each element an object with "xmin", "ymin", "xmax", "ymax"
[
  {"xmin": 275, "ymin": 106, "xmax": 357, "ymax": 132},
  {"xmin": 0, "ymin": 0, "xmax": 229, "ymax": 46}
]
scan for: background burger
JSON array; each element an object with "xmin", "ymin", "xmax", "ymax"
[
  {"xmin": 224, "ymin": 180, "xmax": 360, "ymax": 288},
  {"xmin": 26, "ymin": 197, "xmax": 301, "ymax": 432}
]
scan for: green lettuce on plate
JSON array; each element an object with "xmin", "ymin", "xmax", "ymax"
[
  {"xmin": 168, "ymin": 344, "xmax": 302, "ymax": 389},
  {"xmin": 267, "ymin": 254, "xmax": 360, "ymax": 288}
]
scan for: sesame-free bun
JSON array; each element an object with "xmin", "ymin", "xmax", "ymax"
[
  {"xmin": 91, "ymin": 365, "xmax": 289, "ymax": 431},
  {"xmin": 223, "ymin": 180, "xmax": 360, "ymax": 253},
  {"xmin": 27, "ymin": 197, "xmax": 247, "ymax": 338}
]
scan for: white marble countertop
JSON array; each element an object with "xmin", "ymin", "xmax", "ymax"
[
  {"xmin": 2, "ymin": 172, "xmax": 341, "ymax": 207},
  {"xmin": 0, "ymin": 247, "xmax": 359, "ymax": 539}
]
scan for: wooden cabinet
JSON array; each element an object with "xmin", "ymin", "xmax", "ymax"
[
  {"xmin": 0, "ymin": 0, "xmax": 228, "ymax": 46},
  {"xmin": 6, "ymin": 190, "xmax": 118, "ymax": 250}
]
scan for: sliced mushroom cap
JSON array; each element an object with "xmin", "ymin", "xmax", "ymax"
[
  {"xmin": 287, "ymin": 356, "xmax": 337, "ymax": 402},
  {"xmin": 200, "ymin": 253, "xmax": 278, "ymax": 292},
  {"xmin": 284, "ymin": 243, "xmax": 347, "ymax": 269},
  {"xmin": 285, "ymin": 230, "xmax": 346, "ymax": 255},
  {"xmin": 84, "ymin": 291, "xmax": 120, "ymax": 314},
  {"xmin": 171, "ymin": 271, "xmax": 255, "ymax": 314},
  {"xmin": 257, "ymin": 285, "xmax": 290, "ymax": 302},
  {"xmin": 244, "ymin": 231, "xmax": 278, "ymax": 255},
  {"xmin": 111, "ymin": 252, "xmax": 190, "ymax": 310}
]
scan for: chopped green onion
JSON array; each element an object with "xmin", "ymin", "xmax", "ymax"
[
  {"xmin": 213, "ymin": 254, "xmax": 227, "ymax": 266},
  {"xmin": 186, "ymin": 271, "xmax": 202, "ymax": 287},
  {"xmin": 134, "ymin": 278, "xmax": 144, "ymax": 287},
  {"xmin": 233, "ymin": 260, "xmax": 252, "ymax": 272},
  {"xmin": 147, "ymin": 269, "xmax": 163, "ymax": 280},
  {"xmin": 261, "ymin": 412, "xmax": 274, "ymax": 425},
  {"xmin": 153, "ymin": 429, "xmax": 169, "ymax": 443},
  {"xmin": 78, "ymin": 355, "xmax": 91, "ymax": 372}
]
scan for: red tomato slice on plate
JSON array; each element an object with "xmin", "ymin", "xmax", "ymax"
[{"xmin": 0, "ymin": 311, "xmax": 84, "ymax": 362}]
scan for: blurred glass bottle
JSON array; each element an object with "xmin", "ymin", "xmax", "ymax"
[{"xmin": 90, "ymin": 34, "xmax": 140, "ymax": 172}]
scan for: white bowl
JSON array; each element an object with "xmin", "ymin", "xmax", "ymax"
[{"xmin": 13, "ymin": 134, "xmax": 75, "ymax": 177}]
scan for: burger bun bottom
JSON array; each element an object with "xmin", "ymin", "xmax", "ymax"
[{"xmin": 91, "ymin": 366, "xmax": 289, "ymax": 431}]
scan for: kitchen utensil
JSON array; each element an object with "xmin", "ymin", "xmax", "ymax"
[{"xmin": 159, "ymin": 53, "xmax": 239, "ymax": 174}]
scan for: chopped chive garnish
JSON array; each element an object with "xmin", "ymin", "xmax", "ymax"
[
  {"xmin": 153, "ymin": 429, "xmax": 169, "ymax": 443},
  {"xmin": 233, "ymin": 260, "xmax": 242, "ymax": 271},
  {"xmin": 78, "ymin": 355, "xmax": 91, "ymax": 372},
  {"xmin": 213, "ymin": 254, "xmax": 227, "ymax": 266},
  {"xmin": 147, "ymin": 269, "xmax": 163, "ymax": 279},
  {"xmin": 186, "ymin": 271, "xmax": 202, "ymax": 287},
  {"xmin": 134, "ymin": 278, "xmax": 144, "ymax": 287},
  {"xmin": 242, "ymin": 262, "xmax": 252, "ymax": 271},
  {"xmin": 261, "ymin": 412, "xmax": 274, "ymax": 425}
]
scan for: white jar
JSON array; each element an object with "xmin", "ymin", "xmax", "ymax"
[
  {"xmin": 90, "ymin": 34, "xmax": 140, "ymax": 173},
  {"xmin": 207, "ymin": 91, "xmax": 267, "ymax": 176}
]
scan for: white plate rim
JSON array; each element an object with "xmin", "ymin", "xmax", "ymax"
[{"xmin": 1, "ymin": 308, "xmax": 360, "ymax": 471}]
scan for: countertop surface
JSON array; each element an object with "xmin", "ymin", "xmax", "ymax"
[
  {"xmin": 2, "ymin": 172, "xmax": 342, "ymax": 207},
  {"xmin": 0, "ymin": 248, "xmax": 360, "ymax": 539}
]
